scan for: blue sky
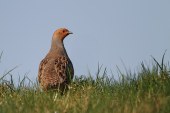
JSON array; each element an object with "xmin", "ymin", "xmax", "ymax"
[{"xmin": 0, "ymin": 0, "xmax": 170, "ymax": 81}]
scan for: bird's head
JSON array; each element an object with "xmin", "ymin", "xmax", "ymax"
[{"xmin": 53, "ymin": 28, "xmax": 73, "ymax": 41}]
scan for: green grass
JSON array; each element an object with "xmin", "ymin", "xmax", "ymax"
[{"xmin": 0, "ymin": 52, "xmax": 170, "ymax": 113}]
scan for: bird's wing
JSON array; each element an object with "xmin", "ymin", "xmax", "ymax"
[
  {"xmin": 54, "ymin": 56, "xmax": 68, "ymax": 84},
  {"xmin": 66, "ymin": 58, "xmax": 74, "ymax": 82},
  {"xmin": 38, "ymin": 58, "xmax": 48, "ymax": 84},
  {"xmin": 55, "ymin": 56, "xmax": 74, "ymax": 84}
]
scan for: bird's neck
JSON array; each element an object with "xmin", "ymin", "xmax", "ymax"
[
  {"xmin": 51, "ymin": 37, "xmax": 64, "ymax": 49},
  {"xmin": 50, "ymin": 37, "xmax": 67, "ymax": 55}
]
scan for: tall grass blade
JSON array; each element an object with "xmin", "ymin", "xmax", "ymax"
[{"xmin": 0, "ymin": 66, "xmax": 18, "ymax": 80}]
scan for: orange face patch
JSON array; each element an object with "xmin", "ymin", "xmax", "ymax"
[{"xmin": 53, "ymin": 28, "xmax": 71, "ymax": 41}]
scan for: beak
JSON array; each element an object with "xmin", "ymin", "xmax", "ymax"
[{"xmin": 68, "ymin": 31, "xmax": 73, "ymax": 34}]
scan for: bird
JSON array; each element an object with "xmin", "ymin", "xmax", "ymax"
[{"xmin": 38, "ymin": 28, "xmax": 74, "ymax": 92}]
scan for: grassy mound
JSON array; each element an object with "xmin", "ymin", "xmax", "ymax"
[{"xmin": 0, "ymin": 52, "xmax": 170, "ymax": 113}]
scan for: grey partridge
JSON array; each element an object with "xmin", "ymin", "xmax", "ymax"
[{"xmin": 38, "ymin": 28, "xmax": 74, "ymax": 92}]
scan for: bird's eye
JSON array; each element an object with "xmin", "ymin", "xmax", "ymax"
[{"xmin": 63, "ymin": 30, "xmax": 66, "ymax": 33}]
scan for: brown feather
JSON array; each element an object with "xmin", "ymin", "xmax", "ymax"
[{"xmin": 38, "ymin": 56, "xmax": 74, "ymax": 91}]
